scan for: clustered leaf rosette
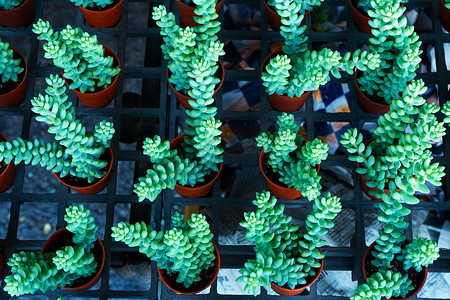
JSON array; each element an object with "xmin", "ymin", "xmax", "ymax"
[
  {"xmin": 0, "ymin": 38, "xmax": 24, "ymax": 84},
  {"xmin": 3, "ymin": 205, "xmax": 98, "ymax": 297},
  {"xmin": 261, "ymin": 0, "xmax": 381, "ymax": 98},
  {"xmin": 32, "ymin": 19, "xmax": 120, "ymax": 93},
  {"xmin": 0, "ymin": 74, "xmax": 114, "ymax": 182},
  {"xmin": 237, "ymin": 191, "xmax": 341, "ymax": 296},
  {"xmin": 358, "ymin": 0, "xmax": 422, "ymax": 104},
  {"xmin": 0, "ymin": 0, "xmax": 22, "ymax": 10},
  {"xmin": 112, "ymin": 212, "xmax": 216, "ymax": 289},
  {"xmin": 69, "ymin": 0, "xmax": 113, "ymax": 9},
  {"xmin": 256, "ymin": 112, "xmax": 328, "ymax": 200}
]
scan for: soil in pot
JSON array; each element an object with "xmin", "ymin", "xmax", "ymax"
[
  {"xmin": 0, "ymin": 48, "xmax": 27, "ymax": 107},
  {"xmin": 355, "ymin": 71, "xmax": 390, "ymax": 114},
  {"xmin": 261, "ymin": 153, "xmax": 288, "ymax": 188},
  {"xmin": 159, "ymin": 264, "xmax": 216, "ymax": 293},
  {"xmin": 0, "ymin": 70, "xmax": 25, "ymax": 95}
]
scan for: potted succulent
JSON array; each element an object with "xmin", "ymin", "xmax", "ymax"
[
  {"xmin": 256, "ymin": 112, "xmax": 328, "ymax": 200},
  {"xmin": 0, "ymin": 0, "xmax": 35, "ymax": 27},
  {"xmin": 263, "ymin": 0, "xmax": 323, "ymax": 31},
  {"xmin": 68, "ymin": 0, "xmax": 123, "ymax": 28},
  {"xmin": 32, "ymin": 19, "xmax": 121, "ymax": 107},
  {"xmin": 355, "ymin": 0, "xmax": 421, "ymax": 114},
  {"xmin": 261, "ymin": 0, "xmax": 380, "ymax": 112},
  {"xmin": 237, "ymin": 190, "xmax": 342, "ymax": 296},
  {"xmin": 0, "ymin": 74, "xmax": 115, "ymax": 194},
  {"xmin": 176, "ymin": 0, "xmax": 224, "ymax": 27},
  {"xmin": 112, "ymin": 212, "xmax": 220, "ymax": 294},
  {"xmin": 152, "ymin": 2, "xmax": 225, "ymax": 110},
  {"xmin": 441, "ymin": 0, "xmax": 450, "ymax": 32},
  {"xmin": 0, "ymin": 38, "xmax": 27, "ymax": 107},
  {"xmin": 3, "ymin": 205, "xmax": 104, "ymax": 296}
]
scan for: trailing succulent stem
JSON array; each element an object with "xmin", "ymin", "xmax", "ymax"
[
  {"xmin": 112, "ymin": 212, "xmax": 215, "ymax": 289},
  {"xmin": 0, "ymin": 39, "xmax": 24, "ymax": 84},
  {"xmin": 351, "ymin": 269, "xmax": 411, "ymax": 300},
  {"xmin": 237, "ymin": 191, "xmax": 341, "ymax": 296},
  {"xmin": 0, "ymin": 75, "xmax": 114, "ymax": 182}
]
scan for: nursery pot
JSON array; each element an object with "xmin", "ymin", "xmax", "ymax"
[
  {"xmin": 62, "ymin": 46, "xmax": 120, "ymax": 108},
  {"xmin": 54, "ymin": 146, "xmax": 113, "ymax": 194},
  {"xmin": 441, "ymin": 0, "xmax": 450, "ymax": 32},
  {"xmin": 176, "ymin": 0, "xmax": 224, "ymax": 27},
  {"xmin": 42, "ymin": 228, "xmax": 105, "ymax": 290},
  {"xmin": 167, "ymin": 60, "xmax": 225, "ymax": 110},
  {"xmin": 0, "ymin": 0, "xmax": 35, "ymax": 27},
  {"xmin": 157, "ymin": 242, "xmax": 220, "ymax": 294},
  {"xmin": 79, "ymin": 0, "xmax": 123, "ymax": 28},
  {"xmin": 355, "ymin": 70, "xmax": 390, "ymax": 114},
  {"xmin": 170, "ymin": 134, "xmax": 223, "ymax": 198},
  {"xmin": 261, "ymin": 50, "xmax": 310, "ymax": 112},
  {"xmin": 363, "ymin": 241, "xmax": 427, "ymax": 300},
  {"xmin": 0, "ymin": 47, "xmax": 27, "ymax": 107},
  {"xmin": 270, "ymin": 248, "xmax": 323, "ymax": 296},
  {"xmin": 263, "ymin": 0, "xmax": 311, "ymax": 31},
  {"xmin": 0, "ymin": 133, "xmax": 16, "ymax": 192}
]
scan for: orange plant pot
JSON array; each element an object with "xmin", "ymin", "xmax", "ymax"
[
  {"xmin": 63, "ymin": 46, "xmax": 120, "ymax": 108},
  {"xmin": 0, "ymin": 133, "xmax": 16, "ymax": 192},
  {"xmin": 170, "ymin": 134, "xmax": 222, "ymax": 198},
  {"xmin": 263, "ymin": 0, "xmax": 311, "ymax": 31},
  {"xmin": 157, "ymin": 242, "xmax": 220, "ymax": 294},
  {"xmin": 349, "ymin": 0, "xmax": 373, "ymax": 34},
  {"xmin": 355, "ymin": 70, "xmax": 390, "ymax": 114},
  {"xmin": 54, "ymin": 147, "xmax": 113, "ymax": 194},
  {"xmin": 176, "ymin": 0, "xmax": 224, "ymax": 27},
  {"xmin": 0, "ymin": 47, "xmax": 27, "ymax": 107},
  {"xmin": 79, "ymin": 0, "xmax": 123, "ymax": 28},
  {"xmin": 0, "ymin": 0, "xmax": 35, "ymax": 27},
  {"xmin": 42, "ymin": 228, "xmax": 105, "ymax": 290}
]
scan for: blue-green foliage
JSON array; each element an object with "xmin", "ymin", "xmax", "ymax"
[
  {"xmin": 69, "ymin": 0, "xmax": 113, "ymax": 9},
  {"xmin": 0, "ymin": 39, "xmax": 24, "ymax": 83},
  {"xmin": 0, "ymin": 0, "xmax": 22, "ymax": 10},
  {"xmin": 32, "ymin": 19, "xmax": 120, "ymax": 93}
]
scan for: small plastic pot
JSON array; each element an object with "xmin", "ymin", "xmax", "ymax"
[
  {"xmin": 263, "ymin": 0, "xmax": 311, "ymax": 31},
  {"xmin": 0, "ymin": 0, "xmax": 35, "ymax": 27},
  {"xmin": 79, "ymin": 0, "xmax": 123, "ymax": 28},
  {"xmin": 63, "ymin": 46, "xmax": 120, "ymax": 107},
  {"xmin": 42, "ymin": 228, "xmax": 105, "ymax": 290},
  {"xmin": 54, "ymin": 147, "xmax": 113, "ymax": 194},
  {"xmin": 176, "ymin": 0, "xmax": 224, "ymax": 27},
  {"xmin": 170, "ymin": 134, "xmax": 222, "ymax": 198},
  {"xmin": 355, "ymin": 70, "xmax": 390, "ymax": 114},
  {"xmin": 441, "ymin": 0, "xmax": 450, "ymax": 32},
  {"xmin": 0, "ymin": 47, "xmax": 27, "ymax": 107},
  {"xmin": 0, "ymin": 133, "xmax": 16, "ymax": 192},
  {"xmin": 270, "ymin": 248, "xmax": 323, "ymax": 295},
  {"xmin": 261, "ymin": 49, "xmax": 310, "ymax": 112},
  {"xmin": 167, "ymin": 60, "xmax": 225, "ymax": 110},
  {"xmin": 363, "ymin": 240, "xmax": 427, "ymax": 300},
  {"xmin": 157, "ymin": 242, "xmax": 220, "ymax": 294}
]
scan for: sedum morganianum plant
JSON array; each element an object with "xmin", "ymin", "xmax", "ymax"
[
  {"xmin": 237, "ymin": 191, "xmax": 341, "ymax": 295},
  {"xmin": 4, "ymin": 205, "xmax": 99, "ymax": 296},
  {"xmin": 112, "ymin": 212, "xmax": 216, "ymax": 289},
  {"xmin": 262, "ymin": 0, "xmax": 380, "ymax": 98},
  {"xmin": 256, "ymin": 112, "xmax": 328, "ymax": 199},
  {"xmin": 358, "ymin": 0, "xmax": 422, "ymax": 104},
  {"xmin": 68, "ymin": 0, "xmax": 113, "ymax": 9},
  {"xmin": 357, "ymin": 0, "xmax": 406, "ymax": 14},
  {"xmin": 0, "ymin": 38, "xmax": 24, "ymax": 84},
  {"xmin": 0, "ymin": 0, "xmax": 22, "ymax": 10},
  {"xmin": 32, "ymin": 19, "xmax": 120, "ymax": 93},
  {"xmin": 266, "ymin": 0, "xmax": 324, "ymax": 15},
  {"xmin": 0, "ymin": 74, "xmax": 114, "ymax": 183}
]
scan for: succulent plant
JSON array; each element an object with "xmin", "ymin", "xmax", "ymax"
[
  {"xmin": 256, "ymin": 112, "xmax": 328, "ymax": 200},
  {"xmin": 3, "ymin": 205, "xmax": 99, "ymax": 297},
  {"xmin": 69, "ymin": 0, "xmax": 113, "ymax": 9},
  {"xmin": 0, "ymin": 0, "xmax": 22, "ymax": 10},
  {"xmin": 446, "ymin": 0, "xmax": 450, "ymax": 9},
  {"xmin": 0, "ymin": 39, "xmax": 24, "ymax": 84},
  {"xmin": 262, "ymin": 0, "xmax": 380, "ymax": 98},
  {"xmin": 0, "ymin": 74, "xmax": 114, "ymax": 183},
  {"xmin": 351, "ymin": 269, "xmax": 411, "ymax": 300},
  {"xmin": 357, "ymin": 0, "xmax": 406, "ymax": 14},
  {"xmin": 237, "ymin": 191, "xmax": 341, "ymax": 296},
  {"xmin": 32, "ymin": 19, "xmax": 120, "ymax": 93},
  {"xmin": 266, "ymin": 0, "xmax": 324, "ymax": 14},
  {"xmin": 112, "ymin": 212, "xmax": 216, "ymax": 289}
]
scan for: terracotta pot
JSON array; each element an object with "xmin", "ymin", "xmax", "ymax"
[
  {"xmin": 349, "ymin": 0, "xmax": 372, "ymax": 34},
  {"xmin": 176, "ymin": 0, "xmax": 224, "ymax": 27},
  {"xmin": 54, "ymin": 146, "xmax": 113, "ymax": 194},
  {"xmin": 63, "ymin": 46, "xmax": 120, "ymax": 107},
  {"xmin": 355, "ymin": 70, "xmax": 390, "ymax": 114},
  {"xmin": 170, "ymin": 134, "xmax": 222, "ymax": 198},
  {"xmin": 0, "ymin": 133, "xmax": 16, "ymax": 192},
  {"xmin": 441, "ymin": 0, "xmax": 450, "ymax": 32},
  {"xmin": 158, "ymin": 242, "xmax": 220, "ymax": 294},
  {"xmin": 263, "ymin": 0, "xmax": 311, "ymax": 31},
  {"xmin": 167, "ymin": 60, "xmax": 224, "ymax": 110},
  {"xmin": 270, "ymin": 248, "xmax": 323, "ymax": 295},
  {"xmin": 363, "ymin": 240, "xmax": 427, "ymax": 300},
  {"xmin": 0, "ymin": 0, "xmax": 35, "ymax": 27},
  {"xmin": 79, "ymin": 0, "xmax": 123, "ymax": 28},
  {"xmin": 42, "ymin": 228, "xmax": 105, "ymax": 290},
  {"xmin": 0, "ymin": 47, "xmax": 27, "ymax": 107},
  {"xmin": 261, "ymin": 50, "xmax": 310, "ymax": 112}
]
